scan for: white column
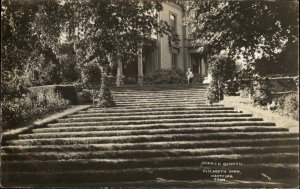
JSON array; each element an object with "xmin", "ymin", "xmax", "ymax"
[
  {"xmin": 198, "ymin": 59, "xmax": 201, "ymax": 74},
  {"xmin": 137, "ymin": 48, "xmax": 143, "ymax": 85},
  {"xmin": 116, "ymin": 58, "xmax": 124, "ymax": 86},
  {"xmin": 201, "ymin": 58, "xmax": 206, "ymax": 76},
  {"xmin": 202, "ymin": 58, "xmax": 211, "ymax": 84}
]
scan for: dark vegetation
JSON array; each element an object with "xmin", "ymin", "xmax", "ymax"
[
  {"xmin": 184, "ymin": 1, "xmax": 298, "ymax": 119},
  {"xmin": 144, "ymin": 69, "xmax": 187, "ymax": 85},
  {"xmin": 1, "ymin": 0, "xmax": 173, "ymax": 128},
  {"xmin": 2, "ymin": 89, "xmax": 70, "ymax": 129}
]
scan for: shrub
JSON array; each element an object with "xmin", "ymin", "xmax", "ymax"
[
  {"xmin": 206, "ymin": 54, "xmax": 235, "ymax": 102},
  {"xmin": 144, "ymin": 69, "xmax": 186, "ymax": 85},
  {"xmin": 56, "ymin": 85, "xmax": 78, "ymax": 105},
  {"xmin": 236, "ymin": 64, "xmax": 255, "ymax": 97},
  {"xmin": 283, "ymin": 93, "xmax": 299, "ymax": 120},
  {"xmin": 237, "ymin": 79, "xmax": 253, "ymax": 99},
  {"xmin": 29, "ymin": 85, "xmax": 78, "ymax": 105},
  {"xmin": 77, "ymin": 89, "xmax": 93, "ymax": 104},
  {"xmin": 2, "ymin": 90, "xmax": 70, "ymax": 129},
  {"xmin": 252, "ymin": 76, "xmax": 272, "ymax": 106},
  {"xmin": 58, "ymin": 44, "xmax": 80, "ymax": 83},
  {"xmin": 193, "ymin": 73, "xmax": 204, "ymax": 84},
  {"xmin": 29, "ymin": 51, "xmax": 63, "ymax": 86},
  {"xmin": 61, "ymin": 62, "xmax": 80, "ymax": 83},
  {"xmin": 96, "ymin": 74, "xmax": 115, "ymax": 107},
  {"xmin": 239, "ymin": 87, "xmax": 251, "ymax": 98},
  {"xmin": 274, "ymin": 95, "xmax": 286, "ymax": 110},
  {"xmin": 81, "ymin": 62, "xmax": 102, "ymax": 89},
  {"xmin": 108, "ymin": 74, "xmax": 117, "ymax": 86},
  {"xmin": 270, "ymin": 93, "xmax": 299, "ymax": 120},
  {"xmin": 224, "ymin": 80, "xmax": 239, "ymax": 96},
  {"xmin": 124, "ymin": 76, "xmax": 137, "ymax": 85},
  {"xmin": 268, "ymin": 77, "xmax": 298, "ymax": 93},
  {"xmin": 72, "ymin": 82, "xmax": 84, "ymax": 93},
  {"xmin": 206, "ymin": 79, "xmax": 221, "ymax": 104}
]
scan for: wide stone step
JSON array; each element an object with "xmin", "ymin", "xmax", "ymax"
[
  {"xmin": 111, "ymin": 85, "xmax": 207, "ymax": 90},
  {"xmin": 2, "ymin": 153, "xmax": 298, "ymax": 170},
  {"xmin": 111, "ymin": 91, "xmax": 207, "ymax": 95},
  {"xmin": 89, "ymin": 104, "xmax": 224, "ymax": 108},
  {"xmin": 112, "ymin": 95, "xmax": 208, "ymax": 99},
  {"xmin": 2, "ymin": 138, "xmax": 298, "ymax": 153},
  {"xmin": 6, "ymin": 132, "xmax": 298, "ymax": 146},
  {"xmin": 83, "ymin": 106, "xmax": 233, "ymax": 113},
  {"xmin": 112, "ymin": 98, "xmax": 206, "ymax": 101},
  {"xmin": 71, "ymin": 110, "xmax": 241, "ymax": 117},
  {"xmin": 40, "ymin": 121, "xmax": 276, "ymax": 133},
  {"xmin": 112, "ymin": 96, "xmax": 207, "ymax": 100},
  {"xmin": 63, "ymin": 113, "xmax": 253, "ymax": 122},
  {"xmin": 56, "ymin": 117, "xmax": 264, "ymax": 125},
  {"xmin": 3, "ymin": 160, "xmax": 298, "ymax": 177},
  {"xmin": 114, "ymin": 103, "xmax": 210, "ymax": 107},
  {"xmin": 112, "ymin": 89, "xmax": 207, "ymax": 92},
  {"xmin": 114, "ymin": 98, "xmax": 206, "ymax": 104},
  {"xmin": 113, "ymin": 97, "xmax": 207, "ymax": 101},
  {"xmin": 114, "ymin": 98, "xmax": 207, "ymax": 102},
  {"xmin": 113, "ymin": 99, "xmax": 208, "ymax": 103},
  {"xmin": 112, "ymin": 95, "xmax": 207, "ymax": 98},
  {"xmin": 2, "ymin": 145, "xmax": 298, "ymax": 161},
  {"xmin": 115, "ymin": 102, "xmax": 209, "ymax": 107},
  {"xmin": 112, "ymin": 88, "xmax": 208, "ymax": 91},
  {"xmin": 19, "ymin": 126, "xmax": 288, "ymax": 139},
  {"xmin": 112, "ymin": 93, "xmax": 207, "ymax": 96},
  {"xmin": 112, "ymin": 87, "xmax": 207, "ymax": 91},
  {"xmin": 2, "ymin": 160, "xmax": 298, "ymax": 187}
]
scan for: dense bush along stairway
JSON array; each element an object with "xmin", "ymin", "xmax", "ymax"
[{"xmin": 1, "ymin": 85, "xmax": 299, "ymax": 187}]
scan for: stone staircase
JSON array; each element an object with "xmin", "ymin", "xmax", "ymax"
[{"xmin": 1, "ymin": 85, "xmax": 299, "ymax": 188}]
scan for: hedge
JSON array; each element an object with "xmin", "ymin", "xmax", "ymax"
[
  {"xmin": 143, "ymin": 69, "xmax": 187, "ymax": 85},
  {"xmin": 29, "ymin": 85, "xmax": 78, "ymax": 105}
]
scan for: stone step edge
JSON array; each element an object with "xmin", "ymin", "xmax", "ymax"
[
  {"xmin": 3, "ymin": 160, "xmax": 298, "ymax": 173},
  {"xmin": 20, "ymin": 127, "xmax": 289, "ymax": 138},
  {"xmin": 84, "ymin": 107, "xmax": 231, "ymax": 112},
  {"xmin": 63, "ymin": 113, "xmax": 254, "ymax": 121},
  {"xmin": 81, "ymin": 107, "xmax": 236, "ymax": 113},
  {"xmin": 55, "ymin": 117, "xmax": 265, "ymax": 125},
  {"xmin": 72, "ymin": 110, "xmax": 241, "ymax": 116},
  {"xmin": 111, "ymin": 91, "xmax": 209, "ymax": 94},
  {"xmin": 87, "ymin": 105, "xmax": 227, "ymax": 111},
  {"xmin": 3, "ymin": 138, "xmax": 298, "ymax": 150},
  {"xmin": 111, "ymin": 84, "xmax": 208, "ymax": 89},
  {"xmin": 2, "ymin": 160, "xmax": 298, "ymax": 174},
  {"xmin": 112, "ymin": 96, "xmax": 208, "ymax": 99},
  {"xmin": 44, "ymin": 121, "xmax": 276, "ymax": 130},
  {"xmin": 7, "ymin": 132, "xmax": 299, "ymax": 146},
  {"xmin": 114, "ymin": 100, "xmax": 208, "ymax": 102},
  {"xmin": 3, "ymin": 145, "xmax": 297, "ymax": 157}
]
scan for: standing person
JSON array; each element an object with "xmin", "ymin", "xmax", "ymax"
[{"xmin": 186, "ymin": 68, "xmax": 194, "ymax": 84}]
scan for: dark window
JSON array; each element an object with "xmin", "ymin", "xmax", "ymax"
[{"xmin": 170, "ymin": 14, "xmax": 176, "ymax": 33}]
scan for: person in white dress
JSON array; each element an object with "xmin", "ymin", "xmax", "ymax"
[{"xmin": 186, "ymin": 68, "xmax": 194, "ymax": 84}]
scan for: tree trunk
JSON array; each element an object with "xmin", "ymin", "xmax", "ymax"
[
  {"xmin": 218, "ymin": 76, "xmax": 224, "ymax": 101},
  {"xmin": 92, "ymin": 89, "xmax": 95, "ymax": 107},
  {"xmin": 249, "ymin": 76, "xmax": 253, "ymax": 101},
  {"xmin": 96, "ymin": 66, "xmax": 115, "ymax": 107}
]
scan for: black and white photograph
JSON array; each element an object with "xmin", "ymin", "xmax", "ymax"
[{"xmin": 1, "ymin": 0, "xmax": 299, "ymax": 188}]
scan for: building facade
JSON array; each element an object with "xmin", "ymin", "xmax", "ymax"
[{"xmin": 117, "ymin": 1, "xmax": 209, "ymax": 85}]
